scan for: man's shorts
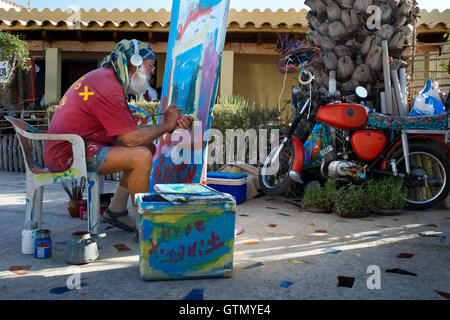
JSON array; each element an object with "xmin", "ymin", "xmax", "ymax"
[
  {"xmin": 86, "ymin": 142, "xmax": 110, "ymax": 173},
  {"xmin": 85, "ymin": 104, "xmax": 152, "ymax": 172}
]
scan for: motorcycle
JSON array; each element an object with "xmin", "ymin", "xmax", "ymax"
[{"xmin": 259, "ymin": 69, "xmax": 450, "ymax": 210}]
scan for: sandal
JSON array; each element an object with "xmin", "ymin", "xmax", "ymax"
[{"xmin": 103, "ymin": 208, "xmax": 135, "ymax": 232}]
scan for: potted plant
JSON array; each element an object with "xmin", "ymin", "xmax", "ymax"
[
  {"xmin": 302, "ymin": 179, "xmax": 337, "ymax": 213},
  {"xmin": 365, "ymin": 177, "xmax": 406, "ymax": 215},
  {"xmin": 334, "ymin": 183, "xmax": 370, "ymax": 218}
]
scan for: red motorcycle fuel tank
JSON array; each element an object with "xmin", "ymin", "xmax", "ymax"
[
  {"xmin": 316, "ymin": 103, "xmax": 368, "ymax": 130},
  {"xmin": 351, "ymin": 130, "xmax": 388, "ymax": 161}
]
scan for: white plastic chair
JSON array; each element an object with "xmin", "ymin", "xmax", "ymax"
[{"xmin": 5, "ymin": 116, "xmax": 103, "ymax": 234}]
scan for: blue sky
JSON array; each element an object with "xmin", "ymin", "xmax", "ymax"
[{"xmin": 13, "ymin": 0, "xmax": 449, "ymax": 12}]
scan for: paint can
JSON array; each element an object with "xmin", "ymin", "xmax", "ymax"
[
  {"xmin": 22, "ymin": 221, "xmax": 38, "ymax": 255},
  {"xmin": 35, "ymin": 229, "xmax": 52, "ymax": 259}
]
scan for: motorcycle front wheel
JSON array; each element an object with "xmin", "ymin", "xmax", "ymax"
[
  {"xmin": 389, "ymin": 144, "xmax": 449, "ymax": 209},
  {"xmin": 259, "ymin": 138, "xmax": 296, "ymax": 195}
]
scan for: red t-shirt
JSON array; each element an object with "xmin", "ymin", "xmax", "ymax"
[{"xmin": 44, "ymin": 68, "xmax": 139, "ymax": 172}]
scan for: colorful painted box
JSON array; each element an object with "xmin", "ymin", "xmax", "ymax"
[{"xmin": 135, "ymin": 184, "xmax": 236, "ymax": 281}]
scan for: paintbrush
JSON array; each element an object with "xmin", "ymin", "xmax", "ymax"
[
  {"xmin": 153, "ymin": 107, "xmax": 187, "ymax": 117},
  {"xmin": 62, "ymin": 182, "xmax": 73, "ymax": 198}
]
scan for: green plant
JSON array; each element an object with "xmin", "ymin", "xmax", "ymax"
[
  {"xmin": 302, "ymin": 179, "xmax": 337, "ymax": 211},
  {"xmin": 365, "ymin": 177, "xmax": 406, "ymax": 211},
  {"xmin": 0, "ymin": 32, "xmax": 31, "ymax": 84},
  {"xmin": 334, "ymin": 183, "xmax": 369, "ymax": 218}
]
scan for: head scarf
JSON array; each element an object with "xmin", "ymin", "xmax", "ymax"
[{"xmin": 99, "ymin": 39, "xmax": 156, "ymax": 95}]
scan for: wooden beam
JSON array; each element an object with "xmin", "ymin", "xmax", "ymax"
[
  {"xmin": 26, "ymin": 40, "xmax": 279, "ymax": 55},
  {"xmin": 27, "ymin": 40, "xmax": 168, "ymax": 53},
  {"xmin": 41, "ymin": 30, "xmax": 51, "ymax": 42},
  {"xmin": 148, "ymin": 32, "xmax": 155, "ymax": 43},
  {"xmin": 256, "ymin": 32, "xmax": 263, "ymax": 46},
  {"xmin": 76, "ymin": 30, "xmax": 84, "ymax": 42},
  {"xmin": 223, "ymin": 42, "xmax": 278, "ymax": 55}
]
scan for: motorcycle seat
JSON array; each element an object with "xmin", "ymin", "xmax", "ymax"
[{"xmin": 366, "ymin": 112, "xmax": 448, "ymax": 130}]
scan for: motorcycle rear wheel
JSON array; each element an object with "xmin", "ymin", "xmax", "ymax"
[
  {"xmin": 259, "ymin": 138, "xmax": 296, "ymax": 196},
  {"xmin": 389, "ymin": 144, "xmax": 449, "ymax": 209}
]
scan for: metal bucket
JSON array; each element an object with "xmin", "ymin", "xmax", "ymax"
[{"xmin": 65, "ymin": 231, "xmax": 105, "ymax": 265}]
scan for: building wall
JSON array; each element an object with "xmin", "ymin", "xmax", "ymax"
[{"xmin": 233, "ymin": 54, "xmax": 298, "ymax": 115}]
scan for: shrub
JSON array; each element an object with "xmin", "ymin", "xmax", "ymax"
[
  {"xmin": 302, "ymin": 179, "xmax": 337, "ymax": 211},
  {"xmin": 365, "ymin": 177, "xmax": 406, "ymax": 211},
  {"xmin": 334, "ymin": 183, "xmax": 369, "ymax": 218}
]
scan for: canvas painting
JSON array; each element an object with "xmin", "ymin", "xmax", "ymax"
[{"xmin": 149, "ymin": 0, "xmax": 231, "ymax": 190}]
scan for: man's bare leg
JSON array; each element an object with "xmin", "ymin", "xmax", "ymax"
[{"xmin": 99, "ymin": 145, "xmax": 153, "ymax": 231}]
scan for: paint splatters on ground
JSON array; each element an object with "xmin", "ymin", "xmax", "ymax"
[
  {"xmin": 324, "ymin": 248, "xmax": 341, "ymax": 254},
  {"xmin": 243, "ymin": 262, "xmax": 264, "ymax": 270},
  {"xmin": 278, "ymin": 213, "xmax": 290, "ymax": 217},
  {"xmin": 8, "ymin": 266, "xmax": 31, "ymax": 275},
  {"xmin": 436, "ymin": 290, "xmax": 450, "ymax": 299},
  {"xmin": 268, "ymin": 224, "xmax": 277, "ymax": 228},
  {"xmin": 280, "ymin": 281, "xmax": 293, "ymax": 288},
  {"xmin": 361, "ymin": 234, "xmax": 382, "ymax": 237},
  {"xmin": 113, "ymin": 244, "xmax": 131, "ymax": 252},
  {"xmin": 266, "ymin": 207, "xmax": 279, "ymax": 210},
  {"xmin": 338, "ymin": 276, "xmax": 355, "ymax": 288},
  {"xmin": 290, "ymin": 260, "xmax": 313, "ymax": 264},
  {"xmin": 239, "ymin": 214, "xmax": 249, "ymax": 217},
  {"xmin": 308, "ymin": 223, "xmax": 316, "ymax": 226},
  {"xmin": 386, "ymin": 268, "xmax": 417, "ymax": 276},
  {"xmin": 182, "ymin": 289, "xmax": 204, "ymax": 300},
  {"xmin": 397, "ymin": 253, "xmax": 414, "ymax": 259},
  {"xmin": 264, "ymin": 198, "xmax": 275, "ymax": 202},
  {"xmin": 315, "ymin": 230, "xmax": 327, "ymax": 233},
  {"xmin": 243, "ymin": 241, "xmax": 259, "ymax": 245}
]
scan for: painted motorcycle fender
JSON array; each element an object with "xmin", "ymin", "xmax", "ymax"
[{"xmin": 290, "ymin": 135, "xmax": 305, "ymax": 174}]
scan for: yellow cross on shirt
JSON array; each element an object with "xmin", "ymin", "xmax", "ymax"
[{"xmin": 79, "ymin": 86, "xmax": 94, "ymax": 101}]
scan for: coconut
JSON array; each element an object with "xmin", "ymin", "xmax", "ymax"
[
  {"xmin": 399, "ymin": 0, "xmax": 413, "ymax": 15},
  {"xmin": 319, "ymin": 21, "xmax": 329, "ymax": 36},
  {"xmin": 337, "ymin": 56, "xmax": 355, "ymax": 79},
  {"xmin": 327, "ymin": 3, "xmax": 342, "ymax": 22},
  {"xmin": 341, "ymin": 79, "xmax": 360, "ymax": 94},
  {"xmin": 328, "ymin": 21, "xmax": 346, "ymax": 41},
  {"xmin": 381, "ymin": 4, "xmax": 392, "ymax": 24},
  {"xmin": 341, "ymin": 10, "xmax": 352, "ymax": 28},
  {"xmin": 352, "ymin": 64, "xmax": 372, "ymax": 83},
  {"xmin": 361, "ymin": 35, "xmax": 381, "ymax": 55},
  {"xmin": 353, "ymin": 0, "xmax": 372, "ymax": 12},
  {"xmin": 334, "ymin": 45, "xmax": 352, "ymax": 57},
  {"xmin": 339, "ymin": 0, "xmax": 355, "ymax": 9},
  {"xmin": 320, "ymin": 36, "xmax": 336, "ymax": 50},
  {"xmin": 389, "ymin": 31, "xmax": 406, "ymax": 49},
  {"xmin": 365, "ymin": 45, "xmax": 383, "ymax": 71},
  {"xmin": 324, "ymin": 51, "xmax": 338, "ymax": 71},
  {"xmin": 375, "ymin": 24, "xmax": 394, "ymax": 41},
  {"xmin": 307, "ymin": 13, "xmax": 322, "ymax": 31},
  {"xmin": 311, "ymin": 31, "xmax": 322, "ymax": 46}
]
